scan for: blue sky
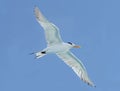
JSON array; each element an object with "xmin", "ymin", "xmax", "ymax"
[{"xmin": 0, "ymin": 0, "xmax": 120, "ymax": 91}]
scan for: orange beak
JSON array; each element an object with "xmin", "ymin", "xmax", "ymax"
[{"xmin": 73, "ymin": 45, "xmax": 80, "ymax": 48}]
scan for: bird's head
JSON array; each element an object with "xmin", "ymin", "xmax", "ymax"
[{"xmin": 67, "ymin": 42, "xmax": 80, "ymax": 48}]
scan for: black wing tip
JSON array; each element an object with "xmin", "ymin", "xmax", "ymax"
[{"xmin": 87, "ymin": 82, "xmax": 96, "ymax": 87}]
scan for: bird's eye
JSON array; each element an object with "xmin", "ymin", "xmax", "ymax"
[{"xmin": 67, "ymin": 42, "xmax": 72, "ymax": 45}]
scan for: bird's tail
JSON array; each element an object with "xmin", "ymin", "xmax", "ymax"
[{"xmin": 30, "ymin": 51, "xmax": 46, "ymax": 59}]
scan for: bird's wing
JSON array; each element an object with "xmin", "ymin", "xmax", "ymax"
[
  {"xmin": 34, "ymin": 6, "xmax": 63, "ymax": 46},
  {"xmin": 56, "ymin": 51, "xmax": 95, "ymax": 87}
]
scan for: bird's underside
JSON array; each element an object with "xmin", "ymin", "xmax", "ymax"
[{"xmin": 33, "ymin": 6, "xmax": 95, "ymax": 87}]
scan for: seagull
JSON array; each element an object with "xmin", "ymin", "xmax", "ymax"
[{"xmin": 32, "ymin": 6, "xmax": 95, "ymax": 87}]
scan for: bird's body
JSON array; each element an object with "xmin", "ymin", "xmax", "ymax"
[
  {"xmin": 33, "ymin": 6, "xmax": 95, "ymax": 87},
  {"xmin": 43, "ymin": 43, "xmax": 72, "ymax": 53}
]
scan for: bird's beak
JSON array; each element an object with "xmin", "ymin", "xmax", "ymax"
[{"xmin": 73, "ymin": 45, "xmax": 80, "ymax": 48}]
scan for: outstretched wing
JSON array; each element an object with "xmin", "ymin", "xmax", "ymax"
[
  {"xmin": 56, "ymin": 51, "xmax": 95, "ymax": 87},
  {"xmin": 34, "ymin": 6, "xmax": 63, "ymax": 46}
]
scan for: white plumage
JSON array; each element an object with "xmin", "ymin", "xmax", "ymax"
[{"xmin": 33, "ymin": 6, "xmax": 95, "ymax": 87}]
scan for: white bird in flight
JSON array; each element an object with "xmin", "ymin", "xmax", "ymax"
[{"xmin": 32, "ymin": 6, "xmax": 95, "ymax": 87}]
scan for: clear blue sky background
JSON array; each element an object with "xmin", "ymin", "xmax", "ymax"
[{"xmin": 0, "ymin": 0, "xmax": 120, "ymax": 91}]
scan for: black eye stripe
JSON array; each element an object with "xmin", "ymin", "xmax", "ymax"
[{"xmin": 67, "ymin": 42, "xmax": 72, "ymax": 45}]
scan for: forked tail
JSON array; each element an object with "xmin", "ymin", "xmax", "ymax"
[{"xmin": 30, "ymin": 51, "xmax": 46, "ymax": 59}]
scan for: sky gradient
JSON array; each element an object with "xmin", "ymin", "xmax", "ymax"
[{"xmin": 0, "ymin": 0, "xmax": 120, "ymax": 91}]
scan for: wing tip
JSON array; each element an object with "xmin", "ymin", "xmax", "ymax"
[
  {"xmin": 86, "ymin": 80, "xmax": 96, "ymax": 87},
  {"xmin": 88, "ymin": 82, "xmax": 96, "ymax": 87},
  {"xmin": 34, "ymin": 6, "xmax": 48, "ymax": 23},
  {"xmin": 81, "ymin": 76, "xmax": 95, "ymax": 87},
  {"xmin": 34, "ymin": 5, "xmax": 39, "ymax": 12},
  {"xmin": 34, "ymin": 6, "xmax": 43, "ymax": 21}
]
